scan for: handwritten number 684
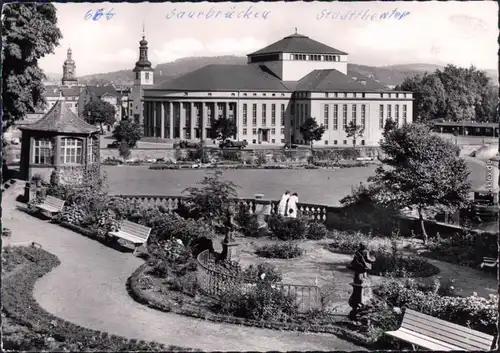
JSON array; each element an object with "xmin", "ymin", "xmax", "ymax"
[{"xmin": 84, "ymin": 8, "xmax": 116, "ymax": 21}]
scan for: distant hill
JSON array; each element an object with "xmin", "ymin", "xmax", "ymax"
[{"xmin": 72, "ymin": 57, "xmax": 498, "ymax": 88}]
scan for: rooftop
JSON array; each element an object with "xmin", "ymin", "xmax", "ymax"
[
  {"xmin": 148, "ymin": 64, "xmax": 290, "ymax": 92},
  {"xmin": 86, "ymin": 85, "xmax": 118, "ymax": 97},
  {"xmin": 248, "ymin": 33, "xmax": 348, "ymax": 56},
  {"xmin": 295, "ymin": 69, "xmax": 387, "ymax": 92},
  {"xmin": 19, "ymin": 100, "xmax": 98, "ymax": 134}
]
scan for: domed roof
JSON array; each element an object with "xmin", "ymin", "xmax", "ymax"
[{"xmin": 140, "ymin": 36, "xmax": 148, "ymax": 46}]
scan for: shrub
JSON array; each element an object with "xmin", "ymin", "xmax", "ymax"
[
  {"xmin": 255, "ymin": 242, "xmax": 304, "ymax": 259},
  {"xmin": 212, "ymin": 281, "xmax": 300, "ymax": 322},
  {"xmin": 241, "ymin": 263, "xmax": 282, "ymax": 283},
  {"xmin": 375, "ymin": 279, "xmax": 498, "ymax": 335},
  {"xmin": 102, "ymin": 156, "xmax": 123, "ymax": 165},
  {"xmin": 327, "ymin": 230, "xmax": 371, "ymax": 254},
  {"xmin": 118, "ymin": 141, "xmax": 131, "ymax": 160},
  {"xmin": 255, "ymin": 152, "xmax": 267, "ymax": 165},
  {"xmin": 306, "ymin": 221, "xmax": 329, "ymax": 240},
  {"xmin": 221, "ymin": 150, "xmax": 242, "ymax": 162},
  {"xmin": 267, "ymin": 215, "xmax": 308, "ymax": 240},
  {"xmin": 112, "ymin": 119, "xmax": 142, "ymax": 147},
  {"xmin": 234, "ymin": 204, "xmax": 266, "ymax": 237},
  {"xmin": 149, "ymin": 163, "xmax": 180, "ymax": 170},
  {"xmin": 370, "ymin": 249, "xmax": 440, "ymax": 278}
]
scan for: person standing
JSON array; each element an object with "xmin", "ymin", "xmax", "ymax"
[
  {"xmin": 287, "ymin": 192, "xmax": 299, "ymax": 218},
  {"xmin": 277, "ymin": 190, "xmax": 290, "ymax": 216}
]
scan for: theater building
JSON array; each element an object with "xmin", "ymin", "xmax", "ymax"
[{"xmin": 139, "ymin": 31, "xmax": 413, "ymax": 146}]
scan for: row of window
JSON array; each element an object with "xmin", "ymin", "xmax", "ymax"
[
  {"xmin": 242, "ymin": 103, "xmax": 286, "ymax": 126},
  {"xmin": 295, "ymin": 92, "xmax": 409, "ymax": 99},
  {"xmin": 180, "ymin": 92, "xmax": 288, "ymax": 97},
  {"xmin": 135, "ymin": 72, "xmax": 151, "ymax": 80},
  {"xmin": 33, "ymin": 137, "xmax": 94, "ymax": 165},
  {"xmin": 290, "ymin": 54, "xmax": 341, "ymax": 62},
  {"xmin": 242, "ymin": 127, "xmax": 285, "ymax": 136},
  {"xmin": 324, "ymin": 140, "xmax": 366, "ymax": 145},
  {"xmin": 378, "ymin": 104, "xmax": 408, "ymax": 128}
]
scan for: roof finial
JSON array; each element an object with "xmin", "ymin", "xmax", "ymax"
[
  {"xmin": 142, "ymin": 21, "xmax": 145, "ymax": 39},
  {"xmin": 295, "ymin": 27, "xmax": 298, "ymax": 34}
]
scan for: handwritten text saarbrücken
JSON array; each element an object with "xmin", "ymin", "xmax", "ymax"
[{"xmin": 166, "ymin": 6, "xmax": 271, "ymax": 20}]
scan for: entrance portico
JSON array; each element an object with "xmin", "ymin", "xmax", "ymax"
[{"xmin": 258, "ymin": 128, "xmax": 270, "ymax": 144}]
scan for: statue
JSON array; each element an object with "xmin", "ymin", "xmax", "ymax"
[
  {"xmin": 348, "ymin": 242, "xmax": 376, "ymax": 321},
  {"xmin": 216, "ymin": 207, "xmax": 238, "ymax": 263}
]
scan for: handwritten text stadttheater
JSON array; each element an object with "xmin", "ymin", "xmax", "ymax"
[
  {"xmin": 166, "ymin": 6, "xmax": 271, "ymax": 20},
  {"xmin": 317, "ymin": 8, "xmax": 410, "ymax": 21}
]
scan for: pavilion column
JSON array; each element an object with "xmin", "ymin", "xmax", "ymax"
[
  {"xmin": 161, "ymin": 102, "xmax": 166, "ymax": 139},
  {"xmin": 225, "ymin": 102, "xmax": 229, "ymax": 119},
  {"xmin": 152, "ymin": 101, "xmax": 157, "ymax": 137},
  {"xmin": 201, "ymin": 103, "xmax": 207, "ymax": 141},
  {"xmin": 146, "ymin": 101, "xmax": 151, "ymax": 136},
  {"xmin": 168, "ymin": 102, "xmax": 173, "ymax": 139},
  {"xmin": 53, "ymin": 135, "xmax": 61, "ymax": 167},
  {"xmin": 190, "ymin": 102, "xmax": 195, "ymax": 141},
  {"xmin": 180, "ymin": 103, "xmax": 186, "ymax": 139}
]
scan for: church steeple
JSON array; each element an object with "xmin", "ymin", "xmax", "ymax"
[
  {"xmin": 134, "ymin": 27, "xmax": 152, "ymax": 72},
  {"xmin": 62, "ymin": 47, "xmax": 78, "ymax": 87}
]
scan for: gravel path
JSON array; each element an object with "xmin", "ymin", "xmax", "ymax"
[{"xmin": 2, "ymin": 185, "xmax": 363, "ymax": 352}]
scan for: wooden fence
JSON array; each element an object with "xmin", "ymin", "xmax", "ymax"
[{"xmin": 196, "ymin": 250, "xmax": 321, "ymax": 312}]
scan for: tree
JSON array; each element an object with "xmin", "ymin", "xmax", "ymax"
[
  {"xmin": 83, "ymin": 98, "xmax": 116, "ymax": 133},
  {"xmin": 345, "ymin": 120, "xmax": 365, "ymax": 146},
  {"xmin": 299, "ymin": 117, "xmax": 326, "ymax": 150},
  {"xmin": 182, "ymin": 170, "xmax": 240, "ymax": 228},
  {"xmin": 383, "ymin": 117, "xmax": 398, "ymax": 138},
  {"xmin": 112, "ymin": 119, "xmax": 142, "ymax": 147},
  {"xmin": 368, "ymin": 123, "xmax": 471, "ymax": 244},
  {"xmin": 2, "ymin": 3, "xmax": 62, "ymax": 132},
  {"xmin": 211, "ymin": 116, "xmax": 236, "ymax": 142}
]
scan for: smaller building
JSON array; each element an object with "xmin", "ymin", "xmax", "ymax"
[
  {"xmin": 433, "ymin": 121, "xmax": 499, "ymax": 137},
  {"xmin": 43, "ymin": 86, "xmax": 82, "ymax": 115},
  {"xmin": 18, "ymin": 100, "xmax": 100, "ymax": 186}
]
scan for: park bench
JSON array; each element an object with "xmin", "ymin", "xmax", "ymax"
[
  {"xmin": 108, "ymin": 220, "xmax": 151, "ymax": 256},
  {"xmin": 36, "ymin": 196, "xmax": 65, "ymax": 217},
  {"xmin": 480, "ymin": 257, "xmax": 498, "ymax": 269},
  {"xmin": 385, "ymin": 308, "xmax": 495, "ymax": 351}
]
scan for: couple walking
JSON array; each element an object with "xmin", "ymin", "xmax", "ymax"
[{"xmin": 277, "ymin": 190, "xmax": 299, "ymax": 218}]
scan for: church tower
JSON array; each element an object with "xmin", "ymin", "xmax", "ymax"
[
  {"xmin": 61, "ymin": 48, "xmax": 78, "ymax": 87},
  {"xmin": 132, "ymin": 26, "xmax": 154, "ymax": 126}
]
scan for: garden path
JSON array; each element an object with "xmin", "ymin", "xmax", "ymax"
[{"xmin": 1, "ymin": 185, "xmax": 363, "ymax": 352}]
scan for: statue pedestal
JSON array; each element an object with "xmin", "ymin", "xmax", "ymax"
[
  {"xmin": 348, "ymin": 280, "xmax": 373, "ymax": 321},
  {"xmin": 220, "ymin": 241, "xmax": 239, "ymax": 261}
]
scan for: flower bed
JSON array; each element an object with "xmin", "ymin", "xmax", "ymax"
[
  {"xmin": 127, "ymin": 262, "xmax": 374, "ymax": 348},
  {"xmin": 2, "ymin": 245, "xmax": 195, "ymax": 351},
  {"xmin": 255, "ymin": 242, "xmax": 304, "ymax": 259}
]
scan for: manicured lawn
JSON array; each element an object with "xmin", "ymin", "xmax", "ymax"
[{"xmin": 102, "ymin": 165, "xmax": 377, "ymax": 205}]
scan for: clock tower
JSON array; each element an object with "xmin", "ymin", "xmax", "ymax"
[
  {"xmin": 62, "ymin": 47, "xmax": 78, "ymax": 87},
  {"xmin": 132, "ymin": 29, "xmax": 154, "ymax": 127}
]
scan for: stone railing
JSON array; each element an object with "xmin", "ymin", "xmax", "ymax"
[
  {"xmin": 112, "ymin": 193, "xmax": 496, "ymax": 237},
  {"xmin": 196, "ymin": 250, "xmax": 321, "ymax": 312},
  {"xmin": 117, "ymin": 194, "xmax": 334, "ymax": 222}
]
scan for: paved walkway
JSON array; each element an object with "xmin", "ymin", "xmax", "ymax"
[{"xmin": 1, "ymin": 185, "xmax": 362, "ymax": 352}]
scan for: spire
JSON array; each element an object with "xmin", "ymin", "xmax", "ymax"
[
  {"xmin": 134, "ymin": 26, "xmax": 152, "ymax": 71},
  {"xmin": 67, "ymin": 47, "xmax": 72, "ymax": 59},
  {"xmin": 142, "ymin": 21, "xmax": 145, "ymax": 40},
  {"xmin": 295, "ymin": 27, "xmax": 297, "ymax": 34}
]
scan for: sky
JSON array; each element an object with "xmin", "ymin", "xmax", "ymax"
[{"xmin": 37, "ymin": 1, "xmax": 499, "ymax": 76}]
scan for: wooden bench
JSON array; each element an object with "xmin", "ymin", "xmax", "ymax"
[
  {"xmin": 108, "ymin": 220, "xmax": 151, "ymax": 256},
  {"xmin": 480, "ymin": 257, "xmax": 498, "ymax": 269},
  {"xmin": 385, "ymin": 308, "xmax": 495, "ymax": 351},
  {"xmin": 36, "ymin": 196, "xmax": 65, "ymax": 217}
]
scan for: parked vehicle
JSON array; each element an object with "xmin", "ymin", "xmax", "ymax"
[
  {"xmin": 219, "ymin": 139, "xmax": 248, "ymax": 149},
  {"xmin": 174, "ymin": 140, "xmax": 198, "ymax": 149},
  {"xmin": 283, "ymin": 143, "xmax": 298, "ymax": 149},
  {"xmin": 107, "ymin": 141, "xmax": 120, "ymax": 148}
]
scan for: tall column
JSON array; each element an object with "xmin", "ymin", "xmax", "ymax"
[
  {"xmin": 168, "ymin": 102, "xmax": 173, "ymax": 139},
  {"xmin": 190, "ymin": 102, "xmax": 195, "ymax": 140},
  {"xmin": 225, "ymin": 102, "xmax": 229, "ymax": 119},
  {"xmin": 151, "ymin": 101, "xmax": 157, "ymax": 137},
  {"xmin": 201, "ymin": 103, "xmax": 207, "ymax": 140},
  {"xmin": 160, "ymin": 102, "xmax": 165, "ymax": 139},
  {"xmin": 180, "ymin": 102, "xmax": 186, "ymax": 139},
  {"xmin": 145, "ymin": 101, "xmax": 150, "ymax": 136}
]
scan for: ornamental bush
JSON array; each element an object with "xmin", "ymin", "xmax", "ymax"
[
  {"xmin": 267, "ymin": 215, "xmax": 308, "ymax": 240},
  {"xmin": 306, "ymin": 220, "xmax": 329, "ymax": 240},
  {"xmin": 375, "ymin": 278, "xmax": 498, "ymax": 335},
  {"xmin": 370, "ymin": 249, "xmax": 440, "ymax": 278},
  {"xmin": 327, "ymin": 230, "xmax": 370, "ymax": 254},
  {"xmin": 255, "ymin": 242, "xmax": 304, "ymax": 259}
]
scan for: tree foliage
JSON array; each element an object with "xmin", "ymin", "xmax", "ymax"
[
  {"xmin": 182, "ymin": 170, "xmax": 239, "ymax": 228},
  {"xmin": 2, "ymin": 3, "xmax": 62, "ymax": 132},
  {"xmin": 299, "ymin": 117, "xmax": 326, "ymax": 149},
  {"xmin": 211, "ymin": 117, "xmax": 236, "ymax": 141},
  {"xmin": 112, "ymin": 119, "xmax": 142, "ymax": 147},
  {"xmin": 345, "ymin": 120, "xmax": 365, "ymax": 145},
  {"xmin": 383, "ymin": 117, "xmax": 398, "ymax": 138},
  {"xmin": 368, "ymin": 124, "xmax": 471, "ymax": 243},
  {"xmin": 83, "ymin": 98, "xmax": 116, "ymax": 133},
  {"xmin": 397, "ymin": 65, "xmax": 498, "ymax": 123}
]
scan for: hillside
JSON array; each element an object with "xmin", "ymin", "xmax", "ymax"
[{"xmin": 72, "ymin": 57, "xmax": 498, "ymax": 87}]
